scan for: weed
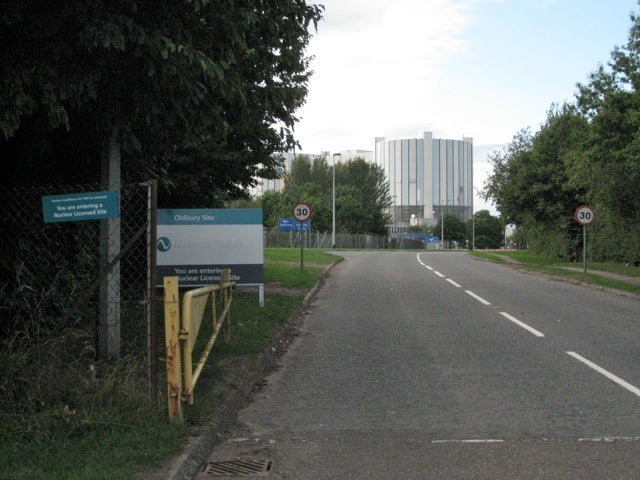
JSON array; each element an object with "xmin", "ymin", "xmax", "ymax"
[{"xmin": 0, "ymin": 248, "xmax": 340, "ymax": 479}]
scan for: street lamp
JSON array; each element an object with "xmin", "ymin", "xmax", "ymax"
[
  {"xmin": 471, "ymin": 200, "xmax": 475, "ymax": 251},
  {"xmin": 332, "ymin": 153, "xmax": 341, "ymax": 248},
  {"xmin": 441, "ymin": 206, "xmax": 444, "ymax": 250}
]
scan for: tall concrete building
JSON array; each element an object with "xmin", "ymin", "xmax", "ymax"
[{"xmin": 375, "ymin": 132, "xmax": 473, "ymax": 227}]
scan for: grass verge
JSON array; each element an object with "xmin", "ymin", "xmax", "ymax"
[
  {"xmin": 0, "ymin": 248, "xmax": 341, "ymax": 480},
  {"xmin": 470, "ymin": 250, "xmax": 640, "ymax": 296}
]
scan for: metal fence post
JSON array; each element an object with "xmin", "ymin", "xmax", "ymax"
[
  {"xmin": 145, "ymin": 179, "xmax": 159, "ymax": 404},
  {"xmin": 99, "ymin": 135, "xmax": 122, "ymax": 360}
]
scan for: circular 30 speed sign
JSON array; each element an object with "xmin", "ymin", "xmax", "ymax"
[
  {"xmin": 575, "ymin": 205, "xmax": 595, "ymax": 226},
  {"xmin": 292, "ymin": 202, "xmax": 312, "ymax": 222}
]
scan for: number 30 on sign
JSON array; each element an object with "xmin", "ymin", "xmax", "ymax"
[
  {"xmin": 575, "ymin": 205, "xmax": 595, "ymax": 225},
  {"xmin": 292, "ymin": 202, "xmax": 312, "ymax": 222}
]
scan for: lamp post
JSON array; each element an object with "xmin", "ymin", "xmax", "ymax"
[
  {"xmin": 332, "ymin": 153, "xmax": 341, "ymax": 248},
  {"xmin": 441, "ymin": 206, "xmax": 444, "ymax": 250},
  {"xmin": 471, "ymin": 198, "xmax": 475, "ymax": 251}
]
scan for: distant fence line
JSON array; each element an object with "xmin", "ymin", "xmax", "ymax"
[{"xmin": 264, "ymin": 230, "xmax": 439, "ymax": 250}]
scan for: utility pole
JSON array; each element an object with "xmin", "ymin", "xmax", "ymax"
[{"xmin": 99, "ymin": 131, "xmax": 121, "ymax": 360}]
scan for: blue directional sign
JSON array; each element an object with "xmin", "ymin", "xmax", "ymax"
[
  {"xmin": 42, "ymin": 190, "xmax": 119, "ymax": 223},
  {"xmin": 278, "ymin": 217, "xmax": 311, "ymax": 232}
]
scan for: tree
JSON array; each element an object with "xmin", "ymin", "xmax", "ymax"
[
  {"xmin": 567, "ymin": 7, "xmax": 640, "ymax": 263},
  {"xmin": 263, "ymin": 156, "xmax": 391, "ymax": 234},
  {"xmin": 0, "ymin": 0, "xmax": 324, "ymax": 359},
  {"xmin": 482, "ymin": 106, "xmax": 588, "ymax": 258},
  {"xmin": 470, "ymin": 210, "xmax": 503, "ymax": 249},
  {"xmin": 435, "ymin": 213, "xmax": 466, "ymax": 248},
  {"xmin": 574, "ymin": 9, "xmax": 640, "ymax": 224},
  {"xmin": 336, "ymin": 158, "xmax": 391, "ymax": 234},
  {"xmin": 281, "ymin": 155, "xmax": 331, "ymax": 230},
  {"xmin": 260, "ymin": 190, "xmax": 294, "ymax": 230},
  {"xmin": 481, "ymin": 5, "xmax": 640, "ymax": 262},
  {"xmin": 1, "ymin": 0, "xmax": 323, "ymax": 204},
  {"xmin": 482, "ymin": 128, "xmax": 534, "ymax": 226},
  {"xmin": 286, "ymin": 155, "xmax": 316, "ymax": 195}
]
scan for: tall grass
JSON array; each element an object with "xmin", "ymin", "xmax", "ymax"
[{"xmin": 0, "ymin": 248, "xmax": 340, "ymax": 480}]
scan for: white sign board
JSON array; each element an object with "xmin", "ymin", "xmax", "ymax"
[{"xmin": 156, "ymin": 209, "xmax": 263, "ymax": 287}]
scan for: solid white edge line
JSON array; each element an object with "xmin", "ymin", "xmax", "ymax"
[
  {"xmin": 465, "ymin": 290, "xmax": 491, "ymax": 306},
  {"xmin": 567, "ymin": 351, "xmax": 640, "ymax": 398},
  {"xmin": 446, "ymin": 278, "xmax": 462, "ymax": 288},
  {"xmin": 426, "ymin": 265, "xmax": 434, "ymax": 271},
  {"xmin": 434, "ymin": 271, "xmax": 445, "ymax": 278},
  {"xmin": 499, "ymin": 312, "xmax": 545, "ymax": 337}
]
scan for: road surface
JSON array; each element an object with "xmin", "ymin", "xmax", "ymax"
[{"xmin": 201, "ymin": 251, "xmax": 640, "ymax": 479}]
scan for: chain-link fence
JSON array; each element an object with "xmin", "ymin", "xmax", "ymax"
[
  {"xmin": 0, "ymin": 182, "xmax": 156, "ymax": 410},
  {"xmin": 1, "ymin": 185, "xmax": 437, "ymax": 414},
  {"xmin": 264, "ymin": 230, "xmax": 433, "ymax": 249}
]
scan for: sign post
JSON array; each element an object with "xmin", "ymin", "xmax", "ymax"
[
  {"xmin": 292, "ymin": 202, "xmax": 312, "ymax": 271},
  {"xmin": 575, "ymin": 205, "xmax": 595, "ymax": 274}
]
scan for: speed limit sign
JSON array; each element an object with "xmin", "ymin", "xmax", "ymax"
[
  {"xmin": 575, "ymin": 205, "xmax": 595, "ymax": 225},
  {"xmin": 292, "ymin": 202, "xmax": 312, "ymax": 222}
]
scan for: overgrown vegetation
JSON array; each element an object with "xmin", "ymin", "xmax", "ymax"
[
  {"xmin": 0, "ymin": 3, "xmax": 336, "ymax": 477},
  {"xmin": 1, "ymin": 1, "xmax": 324, "ymax": 205},
  {"xmin": 0, "ymin": 249, "xmax": 340, "ymax": 480},
  {"xmin": 482, "ymin": 6, "xmax": 640, "ymax": 263}
]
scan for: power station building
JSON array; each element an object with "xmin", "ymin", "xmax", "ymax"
[
  {"xmin": 257, "ymin": 131, "xmax": 473, "ymax": 231},
  {"xmin": 375, "ymin": 132, "xmax": 473, "ymax": 227}
]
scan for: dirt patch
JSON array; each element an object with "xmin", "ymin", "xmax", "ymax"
[
  {"xmin": 237, "ymin": 282, "xmax": 307, "ymax": 297},
  {"xmin": 494, "ymin": 254, "xmax": 523, "ymax": 264},
  {"xmin": 266, "ymin": 281, "xmax": 307, "ymax": 296},
  {"xmin": 557, "ymin": 266, "xmax": 640, "ymax": 285}
]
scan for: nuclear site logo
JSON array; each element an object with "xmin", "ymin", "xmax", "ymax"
[{"xmin": 157, "ymin": 237, "xmax": 172, "ymax": 252}]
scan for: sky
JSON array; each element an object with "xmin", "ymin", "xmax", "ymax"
[{"xmin": 292, "ymin": 0, "xmax": 640, "ymax": 214}]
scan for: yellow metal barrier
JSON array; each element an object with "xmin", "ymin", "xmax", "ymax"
[{"xmin": 163, "ymin": 269, "xmax": 235, "ymax": 421}]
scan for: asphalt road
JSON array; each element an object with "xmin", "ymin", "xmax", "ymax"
[{"xmin": 202, "ymin": 251, "xmax": 640, "ymax": 479}]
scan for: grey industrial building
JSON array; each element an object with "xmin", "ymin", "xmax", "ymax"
[{"xmin": 375, "ymin": 132, "xmax": 473, "ymax": 228}]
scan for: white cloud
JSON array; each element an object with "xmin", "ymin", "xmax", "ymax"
[
  {"xmin": 293, "ymin": 0, "xmax": 637, "ymax": 216},
  {"xmin": 296, "ymin": 0, "xmax": 473, "ymax": 152}
]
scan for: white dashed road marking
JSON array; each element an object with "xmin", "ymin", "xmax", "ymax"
[
  {"xmin": 499, "ymin": 312, "xmax": 545, "ymax": 337},
  {"xmin": 567, "ymin": 351, "xmax": 640, "ymax": 398},
  {"xmin": 465, "ymin": 290, "xmax": 491, "ymax": 306}
]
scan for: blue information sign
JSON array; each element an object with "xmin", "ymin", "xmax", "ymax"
[
  {"xmin": 278, "ymin": 217, "xmax": 311, "ymax": 232},
  {"xmin": 42, "ymin": 190, "xmax": 119, "ymax": 223}
]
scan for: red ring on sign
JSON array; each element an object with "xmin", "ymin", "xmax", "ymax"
[
  {"xmin": 575, "ymin": 205, "xmax": 595, "ymax": 225},
  {"xmin": 292, "ymin": 202, "xmax": 312, "ymax": 222}
]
